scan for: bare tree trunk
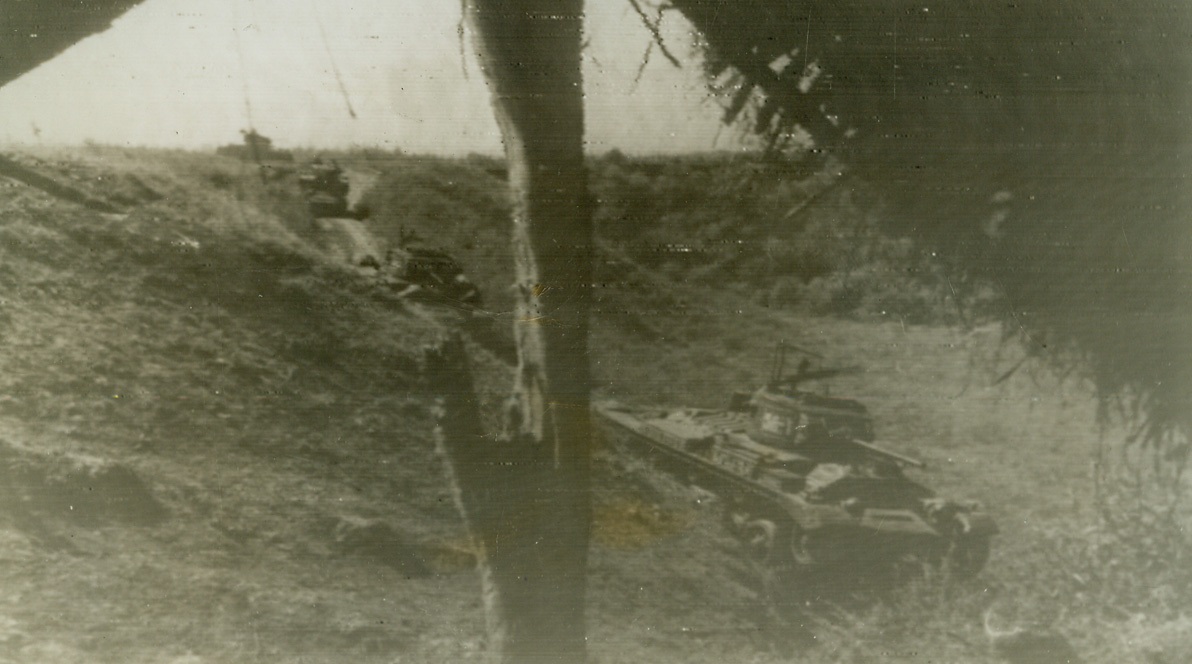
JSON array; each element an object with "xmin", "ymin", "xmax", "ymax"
[{"xmin": 432, "ymin": 2, "xmax": 592, "ymax": 662}]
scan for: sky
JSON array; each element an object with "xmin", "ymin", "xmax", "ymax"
[{"xmin": 0, "ymin": 0, "xmax": 731, "ymax": 154}]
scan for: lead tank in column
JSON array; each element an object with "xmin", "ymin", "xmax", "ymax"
[{"xmin": 594, "ymin": 343, "xmax": 996, "ymax": 579}]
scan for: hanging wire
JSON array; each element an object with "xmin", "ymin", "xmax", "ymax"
[
  {"xmin": 457, "ymin": 0, "xmax": 469, "ymax": 80},
  {"xmin": 309, "ymin": 0, "xmax": 358, "ymax": 119}
]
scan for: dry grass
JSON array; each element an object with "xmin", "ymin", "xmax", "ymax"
[{"xmin": 0, "ymin": 145, "xmax": 1185, "ymax": 663}]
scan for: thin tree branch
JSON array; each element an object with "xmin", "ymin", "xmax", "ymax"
[
  {"xmin": 631, "ymin": 41, "xmax": 655, "ymax": 89},
  {"xmin": 627, "ymin": 0, "xmax": 681, "ymax": 68}
]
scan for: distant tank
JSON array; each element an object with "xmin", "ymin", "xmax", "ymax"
[
  {"xmin": 378, "ymin": 242, "xmax": 482, "ymax": 307},
  {"xmin": 594, "ymin": 343, "xmax": 996, "ymax": 580},
  {"xmin": 297, "ymin": 158, "xmax": 355, "ymax": 219},
  {"xmin": 216, "ymin": 129, "xmax": 294, "ymax": 163}
]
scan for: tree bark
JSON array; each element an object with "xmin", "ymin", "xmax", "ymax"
[{"xmin": 437, "ymin": 2, "xmax": 593, "ymax": 662}]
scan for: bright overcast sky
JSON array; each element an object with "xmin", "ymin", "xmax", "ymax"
[{"xmin": 0, "ymin": 0, "xmax": 730, "ymax": 154}]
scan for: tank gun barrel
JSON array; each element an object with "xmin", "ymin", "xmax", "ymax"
[{"xmin": 850, "ymin": 438, "xmax": 925, "ymax": 468}]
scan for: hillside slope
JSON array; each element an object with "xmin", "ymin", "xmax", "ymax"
[
  {"xmin": 0, "ymin": 146, "xmax": 1186, "ymax": 663},
  {"xmin": 0, "ymin": 147, "xmax": 483, "ymax": 663}
]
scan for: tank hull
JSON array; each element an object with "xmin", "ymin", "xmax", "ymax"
[{"xmin": 595, "ymin": 399, "xmax": 995, "ymax": 577}]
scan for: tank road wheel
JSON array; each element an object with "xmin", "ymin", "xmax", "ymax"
[
  {"xmin": 741, "ymin": 519, "xmax": 779, "ymax": 564},
  {"xmin": 946, "ymin": 534, "xmax": 991, "ymax": 579},
  {"xmin": 786, "ymin": 522, "xmax": 814, "ymax": 567},
  {"xmin": 737, "ymin": 518, "xmax": 792, "ymax": 609},
  {"xmin": 728, "ymin": 513, "xmax": 813, "ymax": 604}
]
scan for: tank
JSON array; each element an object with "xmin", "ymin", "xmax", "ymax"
[
  {"xmin": 298, "ymin": 159, "xmax": 354, "ymax": 219},
  {"xmin": 378, "ymin": 244, "xmax": 482, "ymax": 307},
  {"xmin": 594, "ymin": 343, "xmax": 997, "ymax": 579}
]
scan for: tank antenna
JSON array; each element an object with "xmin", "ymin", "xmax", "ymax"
[{"xmin": 232, "ymin": 24, "xmax": 267, "ymax": 184}]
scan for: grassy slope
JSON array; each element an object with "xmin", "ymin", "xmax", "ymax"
[
  {"xmin": 0, "ymin": 147, "xmax": 482, "ymax": 663},
  {"xmin": 0, "ymin": 146, "xmax": 1186, "ymax": 663}
]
